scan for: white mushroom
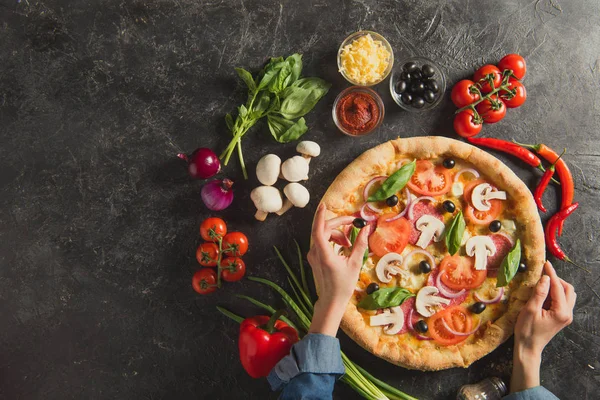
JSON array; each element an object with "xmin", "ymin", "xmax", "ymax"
[
  {"xmin": 415, "ymin": 286, "xmax": 451, "ymax": 317},
  {"xmin": 369, "ymin": 306, "xmax": 405, "ymax": 335},
  {"xmin": 296, "ymin": 141, "xmax": 321, "ymax": 164},
  {"xmin": 415, "ymin": 215, "xmax": 445, "ymax": 249},
  {"xmin": 250, "ymin": 186, "xmax": 283, "ymax": 221},
  {"xmin": 276, "ymin": 183, "xmax": 310, "ymax": 215},
  {"xmin": 256, "ymin": 154, "xmax": 281, "ymax": 186},
  {"xmin": 466, "ymin": 236, "xmax": 497, "ymax": 270},
  {"xmin": 375, "ymin": 253, "xmax": 404, "ymax": 283},
  {"xmin": 281, "ymin": 156, "xmax": 309, "ymax": 182},
  {"xmin": 471, "ymin": 183, "xmax": 507, "ymax": 212}
]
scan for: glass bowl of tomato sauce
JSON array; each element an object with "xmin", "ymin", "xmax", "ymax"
[{"xmin": 332, "ymin": 86, "xmax": 385, "ymax": 136}]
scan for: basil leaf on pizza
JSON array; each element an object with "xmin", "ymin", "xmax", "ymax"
[
  {"xmin": 497, "ymin": 239, "xmax": 522, "ymax": 287},
  {"xmin": 349, "ymin": 226, "xmax": 369, "ymax": 265},
  {"xmin": 445, "ymin": 211, "xmax": 466, "ymax": 255},
  {"xmin": 358, "ymin": 287, "xmax": 415, "ymax": 310},
  {"xmin": 367, "ymin": 160, "xmax": 416, "ymax": 202}
]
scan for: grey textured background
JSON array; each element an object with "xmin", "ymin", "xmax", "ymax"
[{"xmin": 1, "ymin": 0, "xmax": 599, "ymax": 399}]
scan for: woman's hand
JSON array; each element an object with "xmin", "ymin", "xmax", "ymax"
[
  {"xmin": 307, "ymin": 204, "xmax": 370, "ymax": 337},
  {"xmin": 511, "ymin": 261, "xmax": 576, "ymax": 392}
]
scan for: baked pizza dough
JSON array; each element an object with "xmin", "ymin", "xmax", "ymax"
[{"xmin": 319, "ymin": 136, "xmax": 545, "ymax": 370}]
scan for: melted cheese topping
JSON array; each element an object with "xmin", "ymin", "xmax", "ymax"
[{"xmin": 339, "ymin": 34, "xmax": 391, "ymax": 85}]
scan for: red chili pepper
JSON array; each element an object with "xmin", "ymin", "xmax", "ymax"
[
  {"xmin": 466, "ymin": 137, "xmax": 544, "ymax": 170},
  {"xmin": 517, "ymin": 142, "xmax": 574, "ymax": 236},
  {"xmin": 239, "ymin": 311, "xmax": 299, "ymax": 378},
  {"xmin": 533, "ymin": 149, "xmax": 565, "ymax": 213},
  {"xmin": 544, "ymin": 203, "xmax": 588, "ymax": 272}
]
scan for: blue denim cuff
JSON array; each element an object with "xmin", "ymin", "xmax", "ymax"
[
  {"xmin": 503, "ymin": 386, "xmax": 560, "ymax": 400},
  {"xmin": 267, "ymin": 333, "xmax": 345, "ymax": 391}
]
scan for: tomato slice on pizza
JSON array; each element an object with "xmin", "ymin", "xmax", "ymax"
[
  {"xmin": 369, "ymin": 214, "xmax": 411, "ymax": 257},
  {"xmin": 407, "ymin": 160, "xmax": 452, "ymax": 196}
]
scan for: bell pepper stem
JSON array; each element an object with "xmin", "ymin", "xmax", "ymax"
[{"xmin": 263, "ymin": 309, "xmax": 286, "ymax": 334}]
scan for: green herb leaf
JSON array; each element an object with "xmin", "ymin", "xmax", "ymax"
[
  {"xmin": 445, "ymin": 211, "xmax": 466, "ymax": 255},
  {"xmin": 238, "ymin": 104, "xmax": 248, "ymax": 118},
  {"xmin": 225, "ymin": 113, "xmax": 234, "ymax": 132},
  {"xmin": 287, "ymin": 53, "xmax": 303, "ymax": 85},
  {"xmin": 278, "ymin": 79, "xmax": 331, "ymax": 120},
  {"xmin": 267, "ymin": 115, "xmax": 308, "ymax": 143},
  {"xmin": 349, "ymin": 226, "xmax": 360, "ymax": 245},
  {"xmin": 357, "ymin": 287, "xmax": 415, "ymax": 310},
  {"xmin": 291, "ymin": 77, "xmax": 331, "ymax": 98},
  {"xmin": 257, "ymin": 58, "xmax": 285, "ymax": 91},
  {"xmin": 235, "ymin": 67, "xmax": 256, "ymax": 93},
  {"xmin": 497, "ymin": 239, "xmax": 522, "ymax": 287},
  {"xmin": 251, "ymin": 92, "xmax": 271, "ymax": 118},
  {"xmin": 367, "ymin": 161, "xmax": 416, "ymax": 202}
]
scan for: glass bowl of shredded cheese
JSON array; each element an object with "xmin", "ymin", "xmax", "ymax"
[{"xmin": 337, "ymin": 31, "xmax": 394, "ymax": 87}]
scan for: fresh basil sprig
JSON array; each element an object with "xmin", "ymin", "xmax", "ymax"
[
  {"xmin": 349, "ymin": 226, "xmax": 369, "ymax": 265},
  {"xmin": 445, "ymin": 211, "xmax": 466, "ymax": 255},
  {"xmin": 367, "ymin": 161, "xmax": 416, "ymax": 202},
  {"xmin": 358, "ymin": 287, "xmax": 415, "ymax": 310},
  {"xmin": 497, "ymin": 239, "xmax": 522, "ymax": 287}
]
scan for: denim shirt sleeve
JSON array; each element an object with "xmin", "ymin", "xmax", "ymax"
[
  {"xmin": 503, "ymin": 386, "xmax": 560, "ymax": 400},
  {"xmin": 267, "ymin": 333, "xmax": 345, "ymax": 399}
]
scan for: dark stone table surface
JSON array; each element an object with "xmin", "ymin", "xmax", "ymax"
[{"xmin": 1, "ymin": 0, "xmax": 599, "ymax": 399}]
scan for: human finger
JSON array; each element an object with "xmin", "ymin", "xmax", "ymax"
[
  {"xmin": 526, "ymin": 275, "xmax": 550, "ymax": 312},
  {"xmin": 325, "ymin": 215, "xmax": 355, "ymax": 231},
  {"xmin": 559, "ymin": 278, "xmax": 577, "ymax": 309},
  {"xmin": 349, "ymin": 225, "xmax": 370, "ymax": 268},
  {"xmin": 312, "ymin": 203, "xmax": 327, "ymax": 243},
  {"xmin": 544, "ymin": 261, "xmax": 567, "ymax": 308}
]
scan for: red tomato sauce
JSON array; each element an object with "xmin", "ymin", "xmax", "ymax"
[{"xmin": 336, "ymin": 92, "xmax": 380, "ymax": 134}]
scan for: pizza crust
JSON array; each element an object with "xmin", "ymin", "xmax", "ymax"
[{"xmin": 319, "ymin": 136, "xmax": 545, "ymax": 370}]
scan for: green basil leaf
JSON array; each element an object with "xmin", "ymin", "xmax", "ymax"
[
  {"xmin": 251, "ymin": 92, "xmax": 271, "ymax": 118},
  {"xmin": 235, "ymin": 67, "xmax": 256, "ymax": 93},
  {"xmin": 349, "ymin": 226, "xmax": 360, "ymax": 245},
  {"xmin": 291, "ymin": 77, "xmax": 331, "ymax": 98},
  {"xmin": 357, "ymin": 287, "xmax": 415, "ymax": 310},
  {"xmin": 445, "ymin": 211, "xmax": 466, "ymax": 256},
  {"xmin": 367, "ymin": 160, "xmax": 416, "ymax": 202},
  {"xmin": 267, "ymin": 115, "xmax": 308, "ymax": 143},
  {"xmin": 278, "ymin": 78, "xmax": 331, "ymax": 120},
  {"xmin": 268, "ymin": 62, "xmax": 292, "ymax": 94},
  {"xmin": 286, "ymin": 53, "xmax": 303, "ymax": 85},
  {"xmin": 497, "ymin": 239, "xmax": 522, "ymax": 287},
  {"xmin": 238, "ymin": 104, "xmax": 248, "ymax": 118},
  {"xmin": 225, "ymin": 113, "xmax": 234, "ymax": 132},
  {"xmin": 257, "ymin": 58, "xmax": 285, "ymax": 90}
]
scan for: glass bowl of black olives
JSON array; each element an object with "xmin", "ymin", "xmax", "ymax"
[{"xmin": 389, "ymin": 57, "xmax": 446, "ymax": 112}]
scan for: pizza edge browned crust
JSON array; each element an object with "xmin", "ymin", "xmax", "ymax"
[{"xmin": 320, "ymin": 136, "xmax": 545, "ymax": 371}]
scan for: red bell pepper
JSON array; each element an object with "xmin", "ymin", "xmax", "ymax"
[{"xmin": 239, "ymin": 310, "xmax": 299, "ymax": 378}]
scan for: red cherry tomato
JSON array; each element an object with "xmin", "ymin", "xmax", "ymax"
[
  {"xmin": 200, "ymin": 217, "xmax": 227, "ymax": 242},
  {"xmin": 439, "ymin": 255, "xmax": 487, "ymax": 290},
  {"xmin": 473, "ymin": 65, "xmax": 502, "ymax": 93},
  {"xmin": 407, "ymin": 160, "xmax": 452, "ymax": 196},
  {"xmin": 196, "ymin": 242, "xmax": 219, "ymax": 267},
  {"xmin": 497, "ymin": 54, "xmax": 526, "ymax": 80},
  {"xmin": 500, "ymin": 78, "xmax": 527, "ymax": 108},
  {"xmin": 369, "ymin": 214, "xmax": 411, "ymax": 257},
  {"xmin": 192, "ymin": 268, "xmax": 217, "ymax": 294},
  {"xmin": 222, "ymin": 232, "xmax": 249, "ymax": 256},
  {"xmin": 451, "ymin": 80, "xmax": 481, "ymax": 108},
  {"xmin": 220, "ymin": 257, "xmax": 246, "ymax": 282},
  {"xmin": 428, "ymin": 306, "xmax": 473, "ymax": 346},
  {"xmin": 454, "ymin": 109, "xmax": 483, "ymax": 138},
  {"xmin": 476, "ymin": 94, "xmax": 506, "ymax": 124}
]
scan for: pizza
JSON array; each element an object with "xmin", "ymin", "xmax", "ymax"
[{"xmin": 319, "ymin": 136, "xmax": 545, "ymax": 370}]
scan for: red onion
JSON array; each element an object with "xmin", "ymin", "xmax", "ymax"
[
  {"xmin": 435, "ymin": 271, "xmax": 466, "ymax": 299},
  {"xmin": 441, "ymin": 318, "xmax": 481, "ymax": 336},
  {"xmin": 474, "ymin": 287, "xmax": 504, "ymax": 304},
  {"xmin": 385, "ymin": 188, "xmax": 412, "ymax": 222},
  {"xmin": 363, "ymin": 176, "xmax": 387, "ymax": 212},
  {"xmin": 453, "ymin": 168, "xmax": 480, "ymax": 183},
  {"xmin": 201, "ymin": 179, "xmax": 234, "ymax": 210},
  {"xmin": 403, "ymin": 249, "xmax": 436, "ymax": 270},
  {"xmin": 360, "ymin": 203, "xmax": 378, "ymax": 222},
  {"xmin": 407, "ymin": 196, "xmax": 436, "ymax": 220},
  {"xmin": 178, "ymin": 148, "xmax": 221, "ymax": 179},
  {"xmin": 407, "ymin": 308, "xmax": 433, "ymax": 340}
]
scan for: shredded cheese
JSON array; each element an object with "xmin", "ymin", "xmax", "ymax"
[{"xmin": 339, "ymin": 34, "xmax": 391, "ymax": 85}]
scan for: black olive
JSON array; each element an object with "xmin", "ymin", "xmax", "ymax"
[
  {"xmin": 396, "ymin": 80, "xmax": 408, "ymax": 94},
  {"xmin": 412, "ymin": 97, "xmax": 425, "ymax": 108},
  {"xmin": 415, "ymin": 320, "xmax": 428, "ymax": 333},
  {"xmin": 518, "ymin": 263, "xmax": 527, "ymax": 273},
  {"xmin": 386, "ymin": 195, "xmax": 399, "ymax": 207},
  {"xmin": 411, "ymin": 81, "xmax": 425, "ymax": 94},
  {"xmin": 403, "ymin": 61, "xmax": 418, "ymax": 72},
  {"xmin": 401, "ymin": 93, "xmax": 413, "ymax": 105},
  {"xmin": 422, "ymin": 64, "xmax": 435, "ymax": 78},
  {"xmin": 419, "ymin": 260, "xmax": 432, "ymax": 273},
  {"xmin": 366, "ymin": 282, "xmax": 379, "ymax": 294},
  {"xmin": 400, "ymin": 71, "xmax": 410, "ymax": 81},
  {"xmin": 442, "ymin": 200, "xmax": 456, "ymax": 213},
  {"xmin": 442, "ymin": 158, "xmax": 455, "ymax": 169},
  {"xmin": 425, "ymin": 79, "xmax": 440, "ymax": 93},
  {"xmin": 353, "ymin": 218, "xmax": 367, "ymax": 228},
  {"xmin": 411, "ymin": 69, "xmax": 423, "ymax": 80},
  {"xmin": 489, "ymin": 220, "xmax": 502, "ymax": 232},
  {"xmin": 423, "ymin": 90, "xmax": 436, "ymax": 103},
  {"xmin": 471, "ymin": 302, "xmax": 486, "ymax": 314}
]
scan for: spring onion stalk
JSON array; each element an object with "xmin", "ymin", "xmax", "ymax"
[{"xmin": 234, "ymin": 294, "xmax": 300, "ymax": 332}]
